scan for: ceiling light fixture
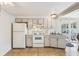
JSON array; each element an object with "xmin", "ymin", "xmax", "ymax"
[
  {"xmin": 50, "ymin": 10, "xmax": 58, "ymax": 19},
  {"xmin": 50, "ymin": 14, "xmax": 57, "ymax": 18}
]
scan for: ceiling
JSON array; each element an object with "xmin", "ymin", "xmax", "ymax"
[
  {"xmin": 62, "ymin": 9, "xmax": 79, "ymax": 18},
  {"xmin": 1, "ymin": 2, "xmax": 75, "ymax": 17}
]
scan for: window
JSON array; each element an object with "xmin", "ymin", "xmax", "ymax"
[
  {"xmin": 61, "ymin": 24, "xmax": 69, "ymax": 33},
  {"xmin": 71, "ymin": 23, "xmax": 76, "ymax": 28}
]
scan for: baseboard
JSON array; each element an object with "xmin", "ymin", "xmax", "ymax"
[
  {"xmin": 1, "ymin": 48, "xmax": 11, "ymax": 56},
  {"xmin": 44, "ymin": 46, "xmax": 65, "ymax": 49},
  {"xmin": 26, "ymin": 46, "xmax": 32, "ymax": 48},
  {"xmin": 44, "ymin": 46, "xmax": 50, "ymax": 48}
]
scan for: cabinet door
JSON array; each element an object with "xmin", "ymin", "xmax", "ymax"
[
  {"xmin": 50, "ymin": 37, "xmax": 57, "ymax": 47},
  {"xmin": 26, "ymin": 35, "xmax": 32, "ymax": 47},
  {"xmin": 33, "ymin": 19, "xmax": 38, "ymax": 25},
  {"xmin": 58, "ymin": 38, "xmax": 66, "ymax": 48},
  {"xmin": 44, "ymin": 18, "xmax": 48, "ymax": 28},
  {"xmin": 38, "ymin": 18, "xmax": 44, "ymax": 25},
  {"xmin": 28, "ymin": 19, "xmax": 32, "ymax": 29},
  {"xmin": 44, "ymin": 35, "xmax": 50, "ymax": 46},
  {"xmin": 13, "ymin": 32, "xmax": 25, "ymax": 48},
  {"xmin": 15, "ymin": 18, "xmax": 22, "ymax": 22},
  {"xmin": 22, "ymin": 18, "xmax": 28, "ymax": 22}
]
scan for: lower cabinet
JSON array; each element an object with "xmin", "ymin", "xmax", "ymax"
[
  {"xmin": 50, "ymin": 36, "xmax": 58, "ymax": 48},
  {"xmin": 50, "ymin": 35, "xmax": 66, "ymax": 48},
  {"xmin": 44, "ymin": 35, "xmax": 50, "ymax": 47},
  {"xmin": 26, "ymin": 35, "xmax": 32, "ymax": 47},
  {"xmin": 26, "ymin": 34, "xmax": 66, "ymax": 48},
  {"xmin": 57, "ymin": 37, "xmax": 66, "ymax": 48},
  {"xmin": 33, "ymin": 44, "xmax": 44, "ymax": 47}
]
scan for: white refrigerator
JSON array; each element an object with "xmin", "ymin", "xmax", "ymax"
[{"xmin": 13, "ymin": 23, "xmax": 26, "ymax": 48}]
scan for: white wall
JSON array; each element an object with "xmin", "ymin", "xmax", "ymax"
[
  {"xmin": 59, "ymin": 17, "xmax": 79, "ymax": 33},
  {"xmin": 50, "ymin": 17, "xmax": 79, "ymax": 33},
  {"xmin": 47, "ymin": 16, "xmax": 61, "ymax": 33},
  {"xmin": 0, "ymin": 10, "xmax": 15, "ymax": 56}
]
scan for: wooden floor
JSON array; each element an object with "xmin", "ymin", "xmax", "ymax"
[{"xmin": 5, "ymin": 48, "xmax": 65, "ymax": 56}]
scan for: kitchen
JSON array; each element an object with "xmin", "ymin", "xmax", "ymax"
[
  {"xmin": 13, "ymin": 17, "xmax": 66, "ymax": 48},
  {"xmin": 0, "ymin": 2, "xmax": 79, "ymax": 56}
]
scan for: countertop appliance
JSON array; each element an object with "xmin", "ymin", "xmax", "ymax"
[{"xmin": 13, "ymin": 23, "xmax": 26, "ymax": 48}]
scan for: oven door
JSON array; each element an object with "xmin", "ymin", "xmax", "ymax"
[{"xmin": 33, "ymin": 35, "xmax": 44, "ymax": 44}]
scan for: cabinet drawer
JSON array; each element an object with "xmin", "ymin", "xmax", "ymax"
[{"xmin": 33, "ymin": 44, "xmax": 44, "ymax": 47}]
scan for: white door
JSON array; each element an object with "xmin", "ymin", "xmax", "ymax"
[{"xmin": 13, "ymin": 32, "xmax": 25, "ymax": 48}]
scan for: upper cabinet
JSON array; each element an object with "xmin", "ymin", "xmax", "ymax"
[
  {"xmin": 22, "ymin": 18, "xmax": 28, "ymax": 23},
  {"xmin": 15, "ymin": 18, "xmax": 22, "ymax": 23},
  {"xmin": 38, "ymin": 18, "xmax": 44, "ymax": 25},
  {"xmin": 44, "ymin": 18, "xmax": 48, "ymax": 29},
  {"xmin": 15, "ymin": 18, "xmax": 47, "ymax": 29},
  {"xmin": 28, "ymin": 19, "xmax": 33, "ymax": 29},
  {"xmin": 32, "ymin": 18, "xmax": 38, "ymax": 25},
  {"xmin": 32, "ymin": 18, "xmax": 44, "ymax": 29},
  {"xmin": 38, "ymin": 18, "xmax": 44, "ymax": 28},
  {"xmin": 15, "ymin": 18, "xmax": 28, "ymax": 23}
]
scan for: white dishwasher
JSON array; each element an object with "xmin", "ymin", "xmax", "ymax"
[{"xmin": 33, "ymin": 32, "xmax": 44, "ymax": 47}]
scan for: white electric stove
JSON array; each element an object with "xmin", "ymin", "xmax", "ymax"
[{"xmin": 33, "ymin": 32, "xmax": 44, "ymax": 47}]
